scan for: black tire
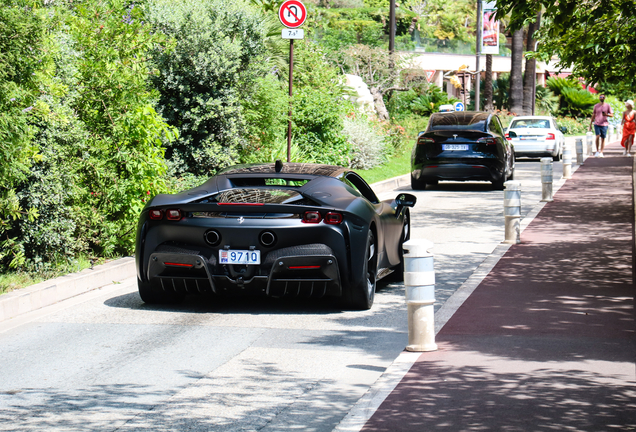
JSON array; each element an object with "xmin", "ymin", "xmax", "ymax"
[
  {"xmin": 411, "ymin": 175, "xmax": 427, "ymax": 190},
  {"xmin": 344, "ymin": 230, "xmax": 377, "ymax": 310},
  {"xmin": 552, "ymin": 151, "xmax": 561, "ymax": 162},
  {"xmin": 492, "ymin": 176, "xmax": 506, "ymax": 190},
  {"xmin": 138, "ymin": 278, "xmax": 186, "ymax": 304}
]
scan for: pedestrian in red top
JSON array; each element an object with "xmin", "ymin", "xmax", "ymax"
[
  {"xmin": 621, "ymin": 100, "xmax": 635, "ymax": 156},
  {"xmin": 588, "ymin": 94, "xmax": 613, "ymax": 158}
]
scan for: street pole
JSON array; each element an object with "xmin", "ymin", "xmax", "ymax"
[
  {"xmin": 287, "ymin": 39, "xmax": 293, "ymax": 163},
  {"xmin": 475, "ymin": 0, "xmax": 482, "ymax": 111},
  {"xmin": 389, "ymin": 0, "xmax": 396, "ymax": 55}
]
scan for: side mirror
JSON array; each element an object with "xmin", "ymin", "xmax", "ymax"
[
  {"xmin": 396, "ymin": 193, "xmax": 417, "ymax": 207},
  {"xmin": 559, "ymin": 126, "xmax": 568, "ymax": 134},
  {"xmin": 395, "ymin": 193, "xmax": 416, "ymax": 217},
  {"xmin": 508, "ymin": 130, "xmax": 518, "ymax": 138}
]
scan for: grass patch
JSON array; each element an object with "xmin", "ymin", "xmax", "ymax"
[
  {"xmin": 0, "ymin": 256, "xmax": 109, "ymax": 296},
  {"xmin": 359, "ymin": 146, "xmax": 412, "ymax": 184}
]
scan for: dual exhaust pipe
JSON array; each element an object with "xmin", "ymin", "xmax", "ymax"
[{"xmin": 204, "ymin": 230, "xmax": 276, "ymax": 247}]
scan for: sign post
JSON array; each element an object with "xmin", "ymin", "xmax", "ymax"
[{"xmin": 279, "ymin": 0, "xmax": 307, "ymax": 163}]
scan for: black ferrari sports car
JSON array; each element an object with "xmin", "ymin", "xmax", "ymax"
[{"xmin": 135, "ymin": 161, "xmax": 416, "ymax": 310}]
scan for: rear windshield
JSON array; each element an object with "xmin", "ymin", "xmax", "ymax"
[
  {"xmin": 510, "ymin": 119, "xmax": 550, "ymax": 129},
  {"xmin": 428, "ymin": 113, "xmax": 488, "ymax": 132},
  {"xmin": 197, "ymin": 188, "xmax": 316, "ymax": 205},
  {"xmin": 230, "ymin": 178, "xmax": 310, "ymax": 187}
]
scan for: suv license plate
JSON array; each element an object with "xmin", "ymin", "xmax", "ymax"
[
  {"xmin": 442, "ymin": 144, "xmax": 469, "ymax": 151},
  {"xmin": 220, "ymin": 249, "xmax": 261, "ymax": 265}
]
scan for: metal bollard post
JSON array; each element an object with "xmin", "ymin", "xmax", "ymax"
[
  {"xmin": 541, "ymin": 157, "xmax": 554, "ymax": 202},
  {"xmin": 403, "ymin": 239, "xmax": 437, "ymax": 352},
  {"xmin": 575, "ymin": 138, "xmax": 584, "ymax": 165},
  {"xmin": 503, "ymin": 181, "xmax": 521, "ymax": 244},
  {"xmin": 586, "ymin": 131, "xmax": 594, "ymax": 156},
  {"xmin": 563, "ymin": 145, "xmax": 572, "ymax": 179}
]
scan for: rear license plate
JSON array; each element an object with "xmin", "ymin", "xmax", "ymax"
[
  {"xmin": 220, "ymin": 249, "xmax": 261, "ymax": 265},
  {"xmin": 442, "ymin": 144, "xmax": 469, "ymax": 151}
]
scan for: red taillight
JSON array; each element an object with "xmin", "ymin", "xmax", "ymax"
[
  {"xmin": 546, "ymin": 133, "xmax": 555, "ymax": 140},
  {"xmin": 302, "ymin": 211, "xmax": 322, "ymax": 224},
  {"xmin": 166, "ymin": 209, "xmax": 182, "ymax": 221},
  {"xmin": 505, "ymin": 133, "xmax": 511, "ymax": 141},
  {"xmin": 149, "ymin": 209, "xmax": 163, "ymax": 220},
  {"xmin": 164, "ymin": 262, "xmax": 193, "ymax": 268},
  {"xmin": 477, "ymin": 137, "xmax": 497, "ymax": 145},
  {"xmin": 324, "ymin": 212, "xmax": 343, "ymax": 225},
  {"xmin": 417, "ymin": 137, "xmax": 435, "ymax": 145}
]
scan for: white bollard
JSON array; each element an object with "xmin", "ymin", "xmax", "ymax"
[
  {"xmin": 541, "ymin": 157, "xmax": 554, "ymax": 202},
  {"xmin": 609, "ymin": 125, "xmax": 614, "ymax": 142},
  {"xmin": 563, "ymin": 145, "xmax": 572, "ymax": 179},
  {"xmin": 403, "ymin": 239, "xmax": 437, "ymax": 352},
  {"xmin": 576, "ymin": 138, "xmax": 584, "ymax": 165},
  {"xmin": 503, "ymin": 181, "xmax": 521, "ymax": 244},
  {"xmin": 586, "ymin": 131, "xmax": 594, "ymax": 156}
]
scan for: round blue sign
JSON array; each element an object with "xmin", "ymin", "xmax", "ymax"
[{"xmin": 454, "ymin": 102, "xmax": 465, "ymax": 112}]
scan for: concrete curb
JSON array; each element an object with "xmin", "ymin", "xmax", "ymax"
[
  {"xmin": 0, "ymin": 257, "xmax": 136, "ymax": 323},
  {"xmin": 370, "ymin": 174, "xmax": 410, "ymax": 194}
]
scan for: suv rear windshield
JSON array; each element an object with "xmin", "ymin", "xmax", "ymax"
[
  {"xmin": 428, "ymin": 113, "xmax": 488, "ymax": 132},
  {"xmin": 197, "ymin": 188, "xmax": 317, "ymax": 205}
]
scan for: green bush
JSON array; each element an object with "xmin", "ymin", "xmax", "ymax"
[
  {"xmin": 344, "ymin": 114, "xmax": 388, "ymax": 169},
  {"xmin": 554, "ymin": 117, "xmax": 588, "ymax": 135},
  {"xmin": 147, "ymin": 0, "xmax": 267, "ymax": 176}
]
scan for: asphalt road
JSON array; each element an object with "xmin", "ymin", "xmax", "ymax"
[{"xmin": 0, "ymin": 157, "xmax": 564, "ymax": 431}]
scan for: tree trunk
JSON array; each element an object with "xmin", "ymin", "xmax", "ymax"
[
  {"xmin": 523, "ymin": 11, "xmax": 541, "ymax": 115},
  {"xmin": 370, "ymin": 87, "xmax": 390, "ymax": 120},
  {"xmin": 484, "ymin": 54, "xmax": 493, "ymax": 111},
  {"xmin": 508, "ymin": 29, "xmax": 524, "ymax": 115}
]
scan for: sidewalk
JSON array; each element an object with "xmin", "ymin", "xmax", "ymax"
[{"xmin": 346, "ymin": 141, "xmax": 636, "ymax": 431}]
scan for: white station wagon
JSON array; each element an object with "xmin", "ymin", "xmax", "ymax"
[{"xmin": 505, "ymin": 116, "xmax": 567, "ymax": 161}]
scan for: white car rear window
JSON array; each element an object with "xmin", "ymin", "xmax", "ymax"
[{"xmin": 511, "ymin": 119, "xmax": 550, "ymax": 129}]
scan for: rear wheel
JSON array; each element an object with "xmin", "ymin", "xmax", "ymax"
[
  {"xmin": 492, "ymin": 176, "xmax": 506, "ymax": 190},
  {"xmin": 344, "ymin": 231, "xmax": 377, "ymax": 310},
  {"xmin": 411, "ymin": 175, "xmax": 427, "ymax": 190},
  {"xmin": 138, "ymin": 278, "xmax": 186, "ymax": 304}
]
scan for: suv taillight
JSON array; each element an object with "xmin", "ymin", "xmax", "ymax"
[
  {"xmin": 546, "ymin": 133, "xmax": 555, "ymax": 140},
  {"xmin": 477, "ymin": 137, "xmax": 497, "ymax": 145},
  {"xmin": 417, "ymin": 137, "xmax": 435, "ymax": 145}
]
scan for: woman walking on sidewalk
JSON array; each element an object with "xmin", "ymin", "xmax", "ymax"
[{"xmin": 621, "ymin": 100, "xmax": 635, "ymax": 156}]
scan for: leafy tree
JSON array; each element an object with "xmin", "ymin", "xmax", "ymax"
[
  {"xmin": 0, "ymin": 0, "xmax": 45, "ymax": 268},
  {"xmin": 495, "ymin": 0, "xmax": 636, "ymax": 88},
  {"xmin": 409, "ymin": 86, "xmax": 459, "ymax": 116},
  {"xmin": 534, "ymin": 85, "xmax": 559, "ymax": 115},
  {"xmin": 146, "ymin": 0, "xmax": 267, "ymax": 176},
  {"xmin": 337, "ymin": 44, "xmax": 407, "ymax": 120}
]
